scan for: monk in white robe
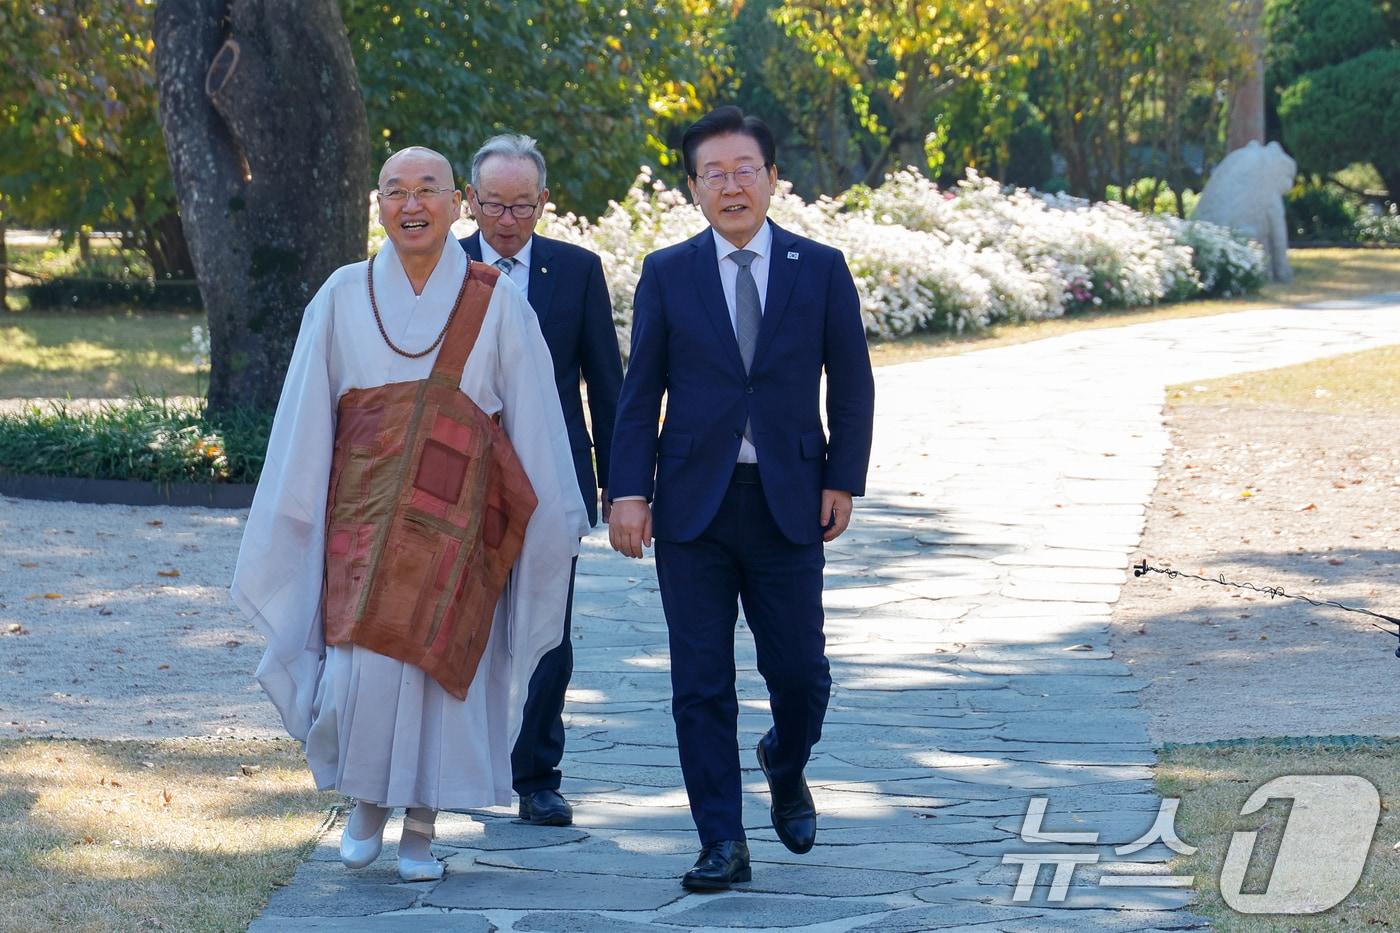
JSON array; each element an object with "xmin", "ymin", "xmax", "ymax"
[{"xmin": 230, "ymin": 147, "xmax": 586, "ymax": 881}]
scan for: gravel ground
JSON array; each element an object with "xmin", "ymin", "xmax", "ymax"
[
  {"xmin": 1110, "ymin": 403, "xmax": 1400, "ymax": 744},
  {"xmin": 0, "ymin": 499, "xmax": 279, "ymax": 739}
]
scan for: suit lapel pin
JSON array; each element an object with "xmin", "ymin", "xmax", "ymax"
[
  {"xmin": 540, "ymin": 266, "xmax": 548, "ymax": 274},
  {"xmin": 787, "ymin": 251, "xmax": 799, "ymax": 260}
]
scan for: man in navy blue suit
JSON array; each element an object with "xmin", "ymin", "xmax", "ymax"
[
  {"xmin": 609, "ymin": 107, "xmax": 875, "ymax": 890},
  {"xmin": 460, "ymin": 134, "xmax": 623, "ymax": 827}
]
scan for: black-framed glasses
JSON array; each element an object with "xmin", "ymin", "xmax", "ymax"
[
  {"xmin": 379, "ymin": 185, "xmax": 455, "ymax": 202},
  {"xmin": 473, "ymin": 193, "xmax": 541, "ymax": 218},
  {"xmin": 695, "ymin": 165, "xmax": 767, "ymax": 191}
]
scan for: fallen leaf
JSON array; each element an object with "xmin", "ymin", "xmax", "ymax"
[
  {"xmin": 157, "ymin": 664, "xmax": 170, "ymax": 671},
  {"xmin": 83, "ymin": 835, "xmax": 94, "ymax": 844},
  {"xmin": 240, "ymin": 764, "xmax": 263, "ymax": 776},
  {"xmin": 1295, "ymin": 503, "xmax": 1318, "ymax": 511},
  {"xmin": 146, "ymin": 520, "xmax": 163, "ymax": 527},
  {"xmin": 1328, "ymin": 558, "xmax": 1343, "ymax": 566},
  {"xmin": 156, "ymin": 569, "xmax": 180, "ymax": 578},
  {"xmin": 19, "ymin": 562, "xmax": 39, "ymax": 568},
  {"xmin": 162, "ymin": 789, "xmax": 173, "ymax": 805}
]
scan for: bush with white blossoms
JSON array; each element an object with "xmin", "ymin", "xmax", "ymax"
[{"xmin": 367, "ymin": 166, "xmax": 1267, "ymax": 343}]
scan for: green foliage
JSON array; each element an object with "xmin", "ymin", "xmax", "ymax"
[
  {"xmin": 725, "ymin": 0, "xmax": 871, "ymax": 196},
  {"xmin": 1265, "ymin": 0, "xmax": 1388, "ymax": 89},
  {"xmin": 1267, "ymin": 0, "xmax": 1400, "ymax": 198},
  {"xmin": 1032, "ymin": 0, "xmax": 1247, "ymax": 201},
  {"xmin": 772, "ymin": 0, "xmax": 1038, "ymax": 186},
  {"xmin": 340, "ymin": 0, "xmax": 727, "ymax": 216},
  {"xmin": 1279, "ymin": 48, "xmax": 1400, "ymax": 176},
  {"xmin": 1285, "ymin": 183, "xmax": 1361, "ymax": 241},
  {"xmin": 21, "ymin": 277, "xmax": 202, "ymax": 311},
  {"xmin": 1105, "ymin": 178, "xmax": 1199, "ymax": 217},
  {"xmin": 0, "ymin": 397, "xmax": 271, "ymax": 484},
  {"xmin": 0, "ymin": 1, "xmax": 190, "ymax": 278}
]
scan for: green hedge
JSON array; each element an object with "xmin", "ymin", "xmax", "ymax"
[
  {"xmin": 0, "ymin": 397, "xmax": 271, "ymax": 484},
  {"xmin": 20, "ymin": 277, "xmax": 203, "ymax": 311}
]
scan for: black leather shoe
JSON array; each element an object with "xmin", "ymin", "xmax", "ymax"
[
  {"xmin": 757, "ymin": 737, "xmax": 817, "ymax": 854},
  {"xmin": 681, "ymin": 840, "xmax": 751, "ymax": 891},
  {"xmin": 518, "ymin": 789, "xmax": 573, "ymax": 826}
]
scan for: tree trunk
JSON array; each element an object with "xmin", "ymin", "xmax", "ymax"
[
  {"xmin": 154, "ymin": 0, "xmax": 369, "ymax": 413},
  {"xmin": 1226, "ymin": 0, "xmax": 1266, "ymax": 153}
]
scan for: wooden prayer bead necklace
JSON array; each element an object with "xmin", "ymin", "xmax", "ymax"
[{"xmin": 366, "ymin": 252, "xmax": 472, "ymax": 359}]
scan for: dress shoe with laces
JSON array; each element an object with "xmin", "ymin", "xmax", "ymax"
[
  {"xmin": 757, "ymin": 737, "xmax": 817, "ymax": 854},
  {"xmin": 681, "ymin": 840, "xmax": 751, "ymax": 891},
  {"xmin": 518, "ymin": 788, "xmax": 574, "ymax": 826}
]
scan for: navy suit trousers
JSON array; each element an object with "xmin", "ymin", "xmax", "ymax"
[
  {"xmin": 655, "ymin": 468, "xmax": 830, "ymax": 845},
  {"xmin": 510, "ymin": 556, "xmax": 577, "ymax": 794}
]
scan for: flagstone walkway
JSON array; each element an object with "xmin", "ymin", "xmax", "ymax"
[{"xmin": 172, "ymin": 298, "xmax": 1400, "ymax": 930}]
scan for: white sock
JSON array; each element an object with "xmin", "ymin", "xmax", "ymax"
[
  {"xmin": 400, "ymin": 806, "xmax": 436, "ymax": 862},
  {"xmin": 346, "ymin": 800, "xmax": 390, "ymax": 841}
]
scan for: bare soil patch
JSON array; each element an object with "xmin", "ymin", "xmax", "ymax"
[{"xmin": 1111, "ymin": 403, "xmax": 1400, "ymax": 743}]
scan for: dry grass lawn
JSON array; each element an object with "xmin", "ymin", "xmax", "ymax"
[
  {"xmin": 1156, "ymin": 740, "xmax": 1400, "ymax": 931},
  {"xmin": 0, "ymin": 738, "xmax": 339, "ymax": 933},
  {"xmin": 1150, "ymin": 325, "xmax": 1400, "ymax": 930},
  {"xmin": 1170, "ymin": 343, "xmax": 1400, "ymax": 416}
]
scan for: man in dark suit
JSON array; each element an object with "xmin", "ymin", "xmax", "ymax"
[
  {"xmin": 460, "ymin": 133, "xmax": 623, "ymax": 826},
  {"xmin": 609, "ymin": 107, "xmax": 875, "ymax": 890}
]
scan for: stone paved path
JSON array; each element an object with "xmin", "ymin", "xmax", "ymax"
[{"xmin": 245, "ymin": 297, "xmax": 1400, "ymax": 932}]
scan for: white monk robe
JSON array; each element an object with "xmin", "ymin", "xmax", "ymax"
[{"xmin": 230, "ymin": 236, "xmax": 588, "ymax": 809}]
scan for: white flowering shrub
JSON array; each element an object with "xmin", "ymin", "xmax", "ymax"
[{"xmin": 366, "ymin": 166, "xmax": 1267, "ymax": 343}]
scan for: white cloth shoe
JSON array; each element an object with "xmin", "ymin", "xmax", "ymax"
[
  {"xmin": 397, "ymin": 814, "xmax": 445, "ymax": 882},
  {"xmin": 339, "ymin": 802, "xmax": 390, "ymax": 869}
]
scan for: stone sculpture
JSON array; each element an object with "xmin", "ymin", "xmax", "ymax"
[{"xmin": 1191, "ymin": 139, "xmax": 1297, "ymax": 283}]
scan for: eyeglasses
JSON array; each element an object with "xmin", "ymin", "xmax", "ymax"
[
  {"xmin": 379, "ymin": 185, "xmax": 456, "ymax": 202},
  {"xmin": 473, "ymin": 194, "xmax": 541, "ymax": 219},
  {"xmin": 695, "ymin": 165, "xmax": 767, "ymax": 191}
]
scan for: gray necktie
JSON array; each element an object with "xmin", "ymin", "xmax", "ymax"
[
  {"xmin": 730, "ymin": 248, "xmax": 761, "ymax": 446},
  {"xmin": 493, "ymin": 257, "xmax": 517, "ymax": 274},
  {"xmin": 730, "ymin": 249, "xmax": 761, "ymax": 372}
]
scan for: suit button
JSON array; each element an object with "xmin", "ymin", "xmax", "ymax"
[
  {"xmin": 733, "ymin": 430, "xmax": 742, "ymax": 439},
  {"xmin": 745, "ymin": 385, "xmax": 754, "ymax": 394}
]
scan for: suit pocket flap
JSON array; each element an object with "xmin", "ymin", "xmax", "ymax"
[
  {"xmin": 658, "ymin": 433, "xmax": 692, "ymax": 458},
  {"xmin": 800, "ymin": 431, "xmax": 826, "ymax": 460}
]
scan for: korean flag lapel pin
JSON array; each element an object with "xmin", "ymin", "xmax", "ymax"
[{"xmin": 787, "ymin": 251, "xmax": 799, "ymax": 260}]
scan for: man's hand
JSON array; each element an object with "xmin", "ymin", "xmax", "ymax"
[
  {"xmin": 820, "ymin": 489, "xmax": 853, "ymax": 542},
  {"xmin": 600, "ymin": 488, "xmax": 612, "ymax": 524},
  {"xmin": 609, "ymin": 499, "xmax": 653, "ymax": 558}
]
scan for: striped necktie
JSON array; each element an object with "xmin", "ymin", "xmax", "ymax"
[{"xmin": 493, "ymin": 257, "xmax": 517, "ymax": 275}]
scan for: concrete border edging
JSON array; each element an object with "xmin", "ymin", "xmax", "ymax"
[{"xmin": 0, "ymin": 473, "xmax": 254, "ymax": 509}]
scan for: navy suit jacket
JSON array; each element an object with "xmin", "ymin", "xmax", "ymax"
[
  {"xmin": 609, "ymin": 222, "xmax": 875, "ymax": 545},
  {"xmin": 460, "ymin": 232, "xmax": 623, "ymax": 526}
]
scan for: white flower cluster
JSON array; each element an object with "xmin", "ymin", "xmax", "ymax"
[{"xmin": 367, "ymin": 166, "xmax": 1267, "ymax": 343}]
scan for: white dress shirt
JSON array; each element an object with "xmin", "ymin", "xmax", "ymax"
[{"xmin": 480, "ymin": 236, "xmax": 533, "ymax": 295}]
